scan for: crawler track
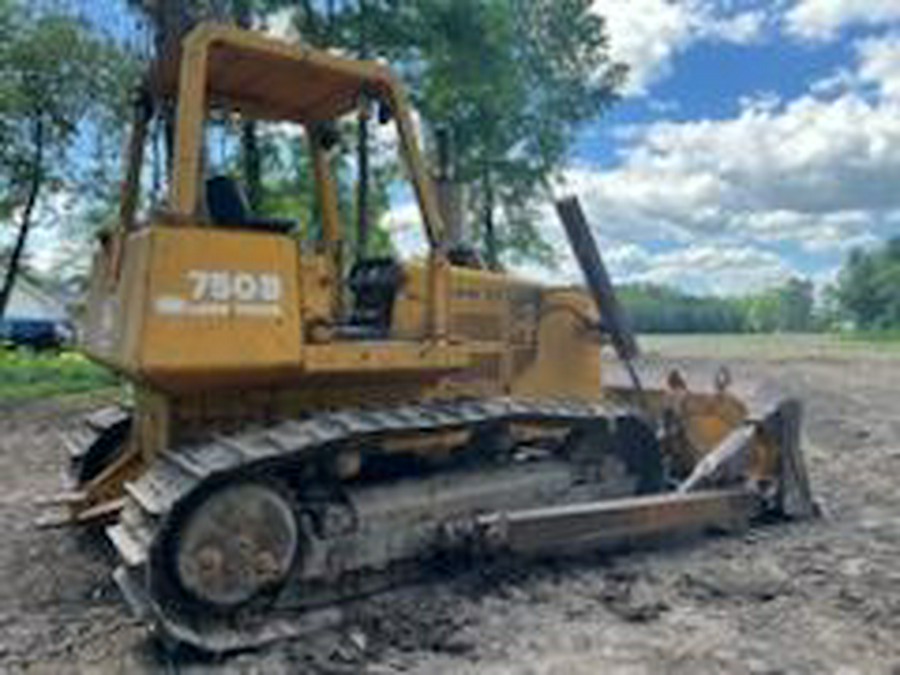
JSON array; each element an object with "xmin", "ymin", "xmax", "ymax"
[
  {"xmin": 61, "ymin": 406, "xmax": 131, "ymax": 485},
  {"xmin": 107, "ymin": 396, "xmax": 660, "ymax": 652}
]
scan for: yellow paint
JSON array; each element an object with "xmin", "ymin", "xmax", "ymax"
[
  {"xmin": 310, "ymin": 140, "xmax": 343, "ymax": 317},
  {"xmin": 170, "ymin": 29, "xmax": 209, "ymax": 216},
  {"xmin": 84, "ymin": 226, "xmax": 303, "ymax": 390}
]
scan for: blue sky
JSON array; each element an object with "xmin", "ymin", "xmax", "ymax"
[{"xmin": 533, "ymin": 0, "xmax": 900, "ymax": 295}]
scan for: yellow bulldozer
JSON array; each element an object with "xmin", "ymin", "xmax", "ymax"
[{"xmin": 50, "ymin": 23, "xmax": 814, "ymax": 652}]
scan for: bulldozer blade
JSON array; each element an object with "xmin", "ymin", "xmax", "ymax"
[
  {"xmin": 675, "ymin": 397, "xmax": 816, "ymax": 519},
  {"xmin": 752, "ymin": 397, "xmax": 816, "ymax": 519}
]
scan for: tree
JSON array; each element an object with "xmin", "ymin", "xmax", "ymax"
[
  {"xmin": 834, "ymin": 238, "xmax": 900, "ymax": 330},
  {"xmin": 737, "ymin": 278, "xmax": 815, "ymax": 333},
  {"xmin": 775, "ymin": 278, "xmax": 814, "ymax": 332},
  {"xmin": 0, "ymin": 2, "xmax": 134, "ymax": 319},
  {"xmin": 362, "ymin": 0, "xmax": 625, "ymax": 268},
  {"xmin": 618, "ymin": 284, "xmax": 746, "ymax": 334}
]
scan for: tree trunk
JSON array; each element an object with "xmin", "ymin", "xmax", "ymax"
[
  {"xmin": 326, "ymin": 0, "xmax": 335, "ymax": 42},
  {"xmin": 355, "ymin": 0, "xmax": 370, "ymax": 259},
  {"xmin": 299, "ymin": 0, "xmax": 323, "ymax": 44},
  {"xmin": 482, "ymin": 166, "xmax": 498, "ymax": 271},
  {"xmin": 241, "ymin": 120, "xmax": 262, "ymax": 211},
  {"xmin": 0, "ymin": 118, "xmax": 45, "ymax": 321},
  {"xmin": 356, "ymin": 109, "xmax": 370, "ymax": 259},
  {"xmin": 149, "ymin": 0, "xmax": 189, "ymax": 174},
  {"xmin": 234, "ymin": 0, "xmax": 262, "ymax": 211}
]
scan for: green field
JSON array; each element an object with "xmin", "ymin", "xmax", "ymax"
[
  {"xmin": 0, "ymin": 350, "xmax": 118, "ymax": 401},
  {"xmin": 639, "ymin": 332, "xmax": 900, "ymax": 361}
]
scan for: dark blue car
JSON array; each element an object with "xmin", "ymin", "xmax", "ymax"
[{"xmin": 0, "ymin": 318, "xmax": 73, "ymax": 350}]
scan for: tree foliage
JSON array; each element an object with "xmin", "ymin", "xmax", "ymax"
[
  {"xmin": 126, "ymin": 1, "xmax": 623, "ymax": 267},
  {"xmin": 0, "ymin": 1, "xmax": 138, "ymax": 318},
  {"xmin": 832, "ymin": 237, "xmax": 900, "ymax": 331},
  {"xmin": 618, "ymin": 278, "xmax": 817, "ymax": 335},
  {"xmin": 619, "ymin": 284, "xmax": 746, "ymax": 334},
  {"xmin": 359, "ymin": 0, "xmax": 624, "ymax": 267},
  {"xmin": 738, "ymin": 278, "xmax": 815, "ymax": 333}
]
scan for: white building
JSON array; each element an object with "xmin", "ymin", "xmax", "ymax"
[{"xmin": 0, "ymin": 266, "xmax": 70, "ymax": 322}]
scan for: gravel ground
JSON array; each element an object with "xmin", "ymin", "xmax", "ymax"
[{"xmin": 1, "ymin": 347, "xmax": 899, "ymax": 674}]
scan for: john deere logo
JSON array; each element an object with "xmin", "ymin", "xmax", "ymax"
[{"xmin": 155, "ymin": 270, "xmax": 283, "ymax": 318}]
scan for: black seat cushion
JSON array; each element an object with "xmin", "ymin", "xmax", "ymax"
[
  {"xmin": 206, "ymin": 176, "xmax": 296, "ymax": 234},
  {"xmin": 448, "ymin": 244, "xmax": 485, "ymax": 269}
]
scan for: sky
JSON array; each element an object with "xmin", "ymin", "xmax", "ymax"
[
  {"xmin": 377, "ymin": 0, "xmax": 900, "ymax": 296},
  {"xmin": 532, "ymin": 0, "xmax": 900, "ymax": 295},
  {"xmin": 14, "ymin": 0, "xmax": 900, "ymax": 297}
]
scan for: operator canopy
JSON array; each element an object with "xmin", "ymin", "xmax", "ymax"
[{"xmin": 149, "ymin": 23, "xmax": 398, "ymax": 123}]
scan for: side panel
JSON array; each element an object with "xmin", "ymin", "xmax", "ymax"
[
  {"xmin": 82, "ymin": 230, "xmax": 153, "ymax": 370},
  {"xmin": 393, "ymin": 264, "xmax": 602, "ymax": 401},
  {"xmin": 83, "ymin": 225, "xmax": 304, "ymax": 390},
  {"xmin": 140, "ymin": 227, "xmax": 303, "ymax": 383}
]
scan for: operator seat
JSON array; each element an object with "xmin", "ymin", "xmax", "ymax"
[
  {"xmin": 448, "ymin": 244, "xmax": 485, "ymax": 269},
  {"xmin": 339, "ymin": 257, "xmax": 405, "ymax": 339},
  {"xmin": 205, "ymin": 175, "xmax": 296, "ymax": 234}
]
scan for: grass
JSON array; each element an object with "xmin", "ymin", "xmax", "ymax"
[
  {"xmin": 639, "ymin": 332, "xmax": 900, "ymax": 361},
  {"xmin": 0, "ymin": 333, "xmax": 896, "ymax": 403},
  {"xmin": 837, "ymin": 329, "xmax": 900, "ymax": 345},
  {"xmin": 0, "ymin": 349, "xmax": 119, "ymax": 402}
]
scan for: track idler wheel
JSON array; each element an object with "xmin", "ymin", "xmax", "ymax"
[{"xmin": 164, "ymin": 481, "xmax": 300, "ymax": 609}]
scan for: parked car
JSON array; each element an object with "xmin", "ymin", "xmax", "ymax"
[{"xmin": 0, "ymin": 318, "xmax": 74, "ymax": 351}]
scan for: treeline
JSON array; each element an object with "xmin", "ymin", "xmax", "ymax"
[
  {"xmin": 619, "ymin": 285, "xmax": 745, "ymax": 334},
  {"xmin": 619, "ymin": 237, "xmax": 900, "ymax": 335},
  {"xmin": 618, "ymin": 278, "xmax": 815, "ymax": 334}
]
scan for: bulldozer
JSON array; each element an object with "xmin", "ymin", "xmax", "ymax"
[{"xmin": 50, "ymin": 23, "xmax": 814, "ymax": 652}]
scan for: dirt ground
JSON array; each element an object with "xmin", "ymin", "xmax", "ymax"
[{"xmin": 2, "ymin": 342, "xmax": 899, "ymax": 674}]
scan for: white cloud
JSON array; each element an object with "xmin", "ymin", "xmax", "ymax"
[
  {"xmin": 632, "ymin": 244, "xmax": 792, "ymax": 294},
  {"xmin": 597, "ymin": 0, "xmax": 767, "ymax": 95},
  {"xmin": 742, "ymin": 209, "xmax": 879, "ymax": 253},
  {"xmin": 785, "ymin": 0, "xmax": 900, "ymax": 40},
  {"xmin": 376, "ymin": 4, "xmax": 900, "ymax": 296},
  {"xmin": 539, "ymin": 28, "xmax": 900, "ymax": 294},
  {"xmin": 598, "ymin": 0, "xmax": 693, "ymax": 94},
  {"xmin": 707, "ymin": 9, "xmax": 768, "ymax": 44},
  {"xmin": 858, "ymin": 33, "xmax": 900, "ymax": 100},
  {"xmin": 628, "ymin": 94, "xmax": 900, "ymax": 215},
  {"xmin": 264, "ymin": 8, "xmax": 298, "ymax": 40},
  {"xmin": 516, "ymin": 232, "xmax": 792, "ymax": 295},
  {"xmin": 387, "ymin": 71, "xmax": 900, "ymax": 294}
]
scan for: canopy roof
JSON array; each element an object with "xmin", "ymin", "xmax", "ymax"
[{"xmin": 149, "ymin": 23, "xmax": 398, "ymax": 123}]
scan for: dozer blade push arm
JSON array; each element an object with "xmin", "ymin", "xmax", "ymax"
[{"xmin": 472, "ymin": 488, "xmax": 755, "ymax": 557}]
